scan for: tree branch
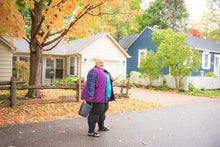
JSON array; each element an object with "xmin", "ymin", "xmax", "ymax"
[
  {"xmin": 23, "ymin": 37, "xmax": 30, "ymax": 44},
  {"xmin": 43, "ymin": 4, "xmax": 93, "ymax": 46},
  {"xmin": 43, "ymin": 30, "xmax": 64, "ymax": 47},
  {"xmin": 42, "ymin": 39, "xmax": 62, "ymax": 52}
]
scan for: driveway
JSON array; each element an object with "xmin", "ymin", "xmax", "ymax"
[{"xmin": 129, "ymin": 87, "xmax": 218, "ymax": 106}]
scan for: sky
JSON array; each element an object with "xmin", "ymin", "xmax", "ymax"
[
  {"xmin": 141, "ymin": 0, "xmax": 208, "ymax": 22},
  {"xmin": 185, "ymin": 0, "xmax": 208, "ymax": 21}
]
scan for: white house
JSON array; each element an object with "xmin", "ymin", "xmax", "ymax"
[{"xmin": 0, "ymin": 33, "xmax": 129, "ymax": 84}]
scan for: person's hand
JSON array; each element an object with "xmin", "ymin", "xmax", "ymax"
[{"xmin": 111, "ymin": 77, "xmax": 114, "ymax": 81}]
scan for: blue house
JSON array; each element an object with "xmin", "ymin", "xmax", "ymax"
[{"xmin": 119, "ymin": 26, "xmax": 220, "ymax": 77}]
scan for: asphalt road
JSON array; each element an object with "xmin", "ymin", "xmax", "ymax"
[{"xmin": 1, "ymin": 100, "xmax": 220, "ymax": 147}]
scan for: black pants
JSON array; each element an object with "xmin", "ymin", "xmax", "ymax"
[{"xmin": 86, "ymin": 102, "xmax": 109, "ymax": 133}]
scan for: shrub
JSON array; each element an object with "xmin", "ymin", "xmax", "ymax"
[
  {"xmin": 205, "ymin": 72, "xmax": 218, "ymax": 78},
  {"xmin": 14, "ymin": 61, "xmax": 30, "ymax": 81},
  {"xmin": 52, "ymin": 77, "xmax": 78, "ymax": 86}
]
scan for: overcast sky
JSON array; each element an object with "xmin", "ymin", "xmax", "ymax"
[{"xmin": 185, "ymin": 0, "xmax": 207, "ymax": 21}]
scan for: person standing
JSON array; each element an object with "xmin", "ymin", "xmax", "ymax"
[{"xmin": 81, "ymin": 57, "xmax": 115, "ymax": 137}]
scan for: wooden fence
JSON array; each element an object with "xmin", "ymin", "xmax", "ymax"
[{"xmin": 0, "ymin": 77, "xmax": 130, "ymax": 107}]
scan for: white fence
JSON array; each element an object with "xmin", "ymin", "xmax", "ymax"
[{"xmin": 130, "ymin": 71, "xmax": 220, "ymax": 91}]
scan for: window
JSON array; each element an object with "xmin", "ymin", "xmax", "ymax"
[
  {"xmin": 12, "ymin": 56, "xmax": 17, "ymax": 77},
  {"xmin": 214, "ymin": 55, "xmax": 220, "ymax": 76},
  {"xmin": 45, "ymin": 58, "xmax": 64, "ymax": 79},
  {"xmin": 46, "ymin": 58, "xmax": 54, "ymax": 79},
  {"xmin": 55, "ymin": 59, "xmax": 63, "ymax": 79},
  {"xmin": 12, "ymin": 56, "xmax": 29, "ymax": 78},
  {"xmin": 138, "ymin": 49, "xmax": 147, "ymax": 66},
  {"xmin": 202, "ymin": 52, "xmax": 210, "ymax": 69},
  {"xmin": 19, "ymin": 57, "xmax": 28, "ymax": 62},
  {"xmin": 70, "ymin": 57, "xmax": 77, "ymax": 76}
]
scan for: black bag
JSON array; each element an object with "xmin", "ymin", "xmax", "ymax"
[{"xmin": 78, "ymin": 102, "xmax": 92, "ymax": 117}]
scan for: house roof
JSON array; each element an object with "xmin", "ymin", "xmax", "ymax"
[
  {"xmin": 119, "ymin": 26, "xmax": 154, "ymax": 50},
  {"xmin": 187, "ymin": 35, "xmax": 220, "ymax": 53},
  {"xmin": 0, "ymin": 37, "xmax": 16, "ymax": 52},
  {"xmin": 119, "ymin": 27, "xmax": 220, "ymax": 53},
  {"xmin": 4, "ymin": 33, "xmax": 130, "ymax": 57}
]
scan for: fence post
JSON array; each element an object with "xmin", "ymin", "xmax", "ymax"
[
  {"xmin": 120, "ymin": 80, "xmax": 125, "ymax": 95},
  {"xmin": 10, "ymin": 77, "xmax": 17, "ymax": 107},
  {"xmin": 76, "ymin": 79, "xmax": 81, "ymax": 102},
  {"xmin": 125, "ymin": 78, "xmax": 130, "ymax": 98}
]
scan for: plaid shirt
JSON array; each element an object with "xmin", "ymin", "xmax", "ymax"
[{"xmin": 87, "ymin": 70, "xmax": 97, "ymax": 98}]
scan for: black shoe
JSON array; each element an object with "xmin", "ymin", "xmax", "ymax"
[
  {"xmin": 88, "ymin": 132, "xmax": 100, "ymax": 137},
  {"xmin": 98, "ymin": 127, "xmax": 109, "ymax": 131}
]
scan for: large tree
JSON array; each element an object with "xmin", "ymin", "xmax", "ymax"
[
  {"xmin": 152, "ymin": 28, "xmax": 201, "ymax": 89},
  {"xmin": 135, "ymin": 0, "xmax": 189, "ymax": 32},
  {"xmin": 0, "ymin": 0, "xmax": 131, "ymax": 97}
]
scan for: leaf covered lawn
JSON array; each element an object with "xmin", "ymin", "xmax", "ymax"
[{"xmin": 0, "ymin": 98, "xmax": 162, "ymax": 127}]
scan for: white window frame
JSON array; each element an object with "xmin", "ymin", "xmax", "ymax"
[
  {"xmin": 138, "ymin": 49, "xmax": 147, "ymax": 67},
  {"xmin": 45, "ymin": 57, "xmax": 64, "ymax": 79},
  {"xmin": 202, "ymin": 51, "xmax": 211, "ymax": 69},
  {"xmin": 69, "ymin": 56, "xmax": 77, "ymax": 76},
  {"xmin": 214, "ymin": 54, "xmax": 220, "ymax": 76}
]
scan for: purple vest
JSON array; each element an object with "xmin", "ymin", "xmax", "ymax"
[{"xmin": 81, "ymin": 67, "xmax": 115, "ymax": 103}]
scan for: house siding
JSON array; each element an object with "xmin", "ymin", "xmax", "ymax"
[
  {"xmin": 0, "ymin": 41, "xmax": 13, "ymax": 81},
  {"xmin": 127, "ymin": 28, "xmax": 169, "ymax": 76},
  {"xmin": 81, "ymin": 35, "xmax": 127, "ymax": 79},
  {"xmin": 191, "ymin": 51, "xmax": 220, "ymax": 76}
]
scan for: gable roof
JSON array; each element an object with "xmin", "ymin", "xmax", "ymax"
[
  {"xmin": 119, "ymin": 26, "xmax": 154, "ymax": 50},
  {"xmin": 119, "ymin": 27, "xmax": 220, "ymax": 53},
  {"xmin": 5, "ymin": 33, "xmax": 129, "ymax": 57},
  {"xmin": 0, "ymin": 37, "xmax": 16, "ymax": 52},
  {"xmin": 187, "ymin": 35, "xmax": 220, "ymax": 53}
]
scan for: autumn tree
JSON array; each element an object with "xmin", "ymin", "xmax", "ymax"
[
  {"xmin": 94, "ymin": 0, "xmax": 142, "ymax": 41},
  {"xmin": 0, "ymin": 0, "xmax": 131, "ymax": 97},
  {"xmin": 138, "ymin": 50, "xmax": 162, "ymax": 86},
  {"xmin": 152, "ymin": 28, "xmax": 201, "ymax": 89},
  {"xmin": 192, "ymin": 0, "xmax": 220, "ymax": 42},
  {"xmin": 135, "ymin": 0, "xmax": 189, "ymax": 32}
]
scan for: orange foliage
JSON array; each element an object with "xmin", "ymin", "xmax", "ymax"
[
  {"xmin": 1, "ymin": 0, "xmax": 136, "ymax": 50},
  {"xmin": 0, "ymin": 0, "xmax": 26, "ymax": 39},
  {"xmin": 188, "ymin": 28, "xmax": 201, "ymax": 37}
]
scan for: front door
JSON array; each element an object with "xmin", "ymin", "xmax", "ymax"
[{"xmin": 214, "ymin": 55, "xmax": 220, "ymax": 76}]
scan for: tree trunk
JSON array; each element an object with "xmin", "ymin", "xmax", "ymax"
[
  {"xmin": 27, "ymin": 0, "xmax": 43, "ymax": 97},
  {"xmin": 27, "ymin": 46, "xmax": 42, "ymax": 97}
]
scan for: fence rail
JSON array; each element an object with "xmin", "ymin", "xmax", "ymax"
[{"xmin": 0, "ymin": 77, "xmax": 130, "ymax": 107}]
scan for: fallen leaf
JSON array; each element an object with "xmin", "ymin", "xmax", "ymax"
[
  {"xmin": 59, "ymin": 131, "xmax": 66, "ymax": 134},
  {"xmin": 76, "ymin": 122, "xmax": 80, "ymax": 125},
  {"xmin": 19, "ymin": 131, "xmax": 23, "ymax": 134},
  {"xmin": 142, "ymin": 142, "xmax": 147, "ymax": 145}
]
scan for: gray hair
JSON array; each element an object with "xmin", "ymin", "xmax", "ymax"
[{"xmin": 94, "ymin": 57, "xmax": 104, "ymax": 64}]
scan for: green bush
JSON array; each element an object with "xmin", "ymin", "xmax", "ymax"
[
  {"xmin": 205, "ymin": 72, "xmax": 218, "ymax": 78},
  {"xmin": 52, "ymin": 77, "xmax": 78, "ymax": 86}
]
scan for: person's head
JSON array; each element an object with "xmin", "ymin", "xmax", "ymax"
[{"xmin": 94, "ymin": 57, "xmax": 104, "ymax": 69}]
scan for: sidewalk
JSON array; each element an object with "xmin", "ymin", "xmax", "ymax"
[{"xmin": 129, "ymin": 87, "xmax": 218, "ymax": 106}]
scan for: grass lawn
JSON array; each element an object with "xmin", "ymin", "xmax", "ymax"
[
  {"xmin": 183, "ymin": 90, "xmax": 220, "ymax": 99},
  {"xmin": 0, "ymin": 90, "xmax": 162, "ymax": 127}
]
